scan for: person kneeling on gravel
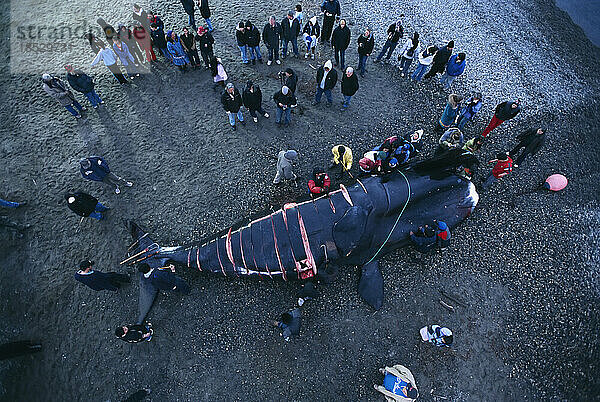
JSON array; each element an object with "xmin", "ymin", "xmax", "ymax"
[
  {"xmin": 272, "ymin": 308, "xmax": 301, "ymax": 341},
  {"xmin": 409, "ymin": 224, "xmax": 436, "ymax": 254},
  {"xmin": 137, "ymin": 263, "xmax": 190, "ymax": 294},
  {"xmin": 115, "ymin": 322, "xmax": 153, "ymax": 343},
  {"xmin": 420, "ymin": 324, "xmax": 453, "ymax": 347},
  {"xmin": 374, "ymin": 364, "xmax": 419, "ymax": 401},
  {"xmin": 273, "ymin": 150, "xmax": 298, "ymax": 184}
]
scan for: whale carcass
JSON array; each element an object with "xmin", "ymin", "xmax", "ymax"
[{"xmin": 126, "ymin": 170, "xmax": 478, "ymax": 315}]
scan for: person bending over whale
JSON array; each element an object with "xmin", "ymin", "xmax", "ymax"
[
  {"xmin": 137, "ymin": 263, "xmax": 190, "ymax": 294},
  {"xmin": 308, "ymin": 168, "xmax": 331, "ymax": 198},
  {"xmin": 409, "ymin": 225, "xmax": 436, "ymax": 254}
]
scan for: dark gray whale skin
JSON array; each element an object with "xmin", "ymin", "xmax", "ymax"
[{"xmin": 128, "ymin": 170, "xmax": 479, "ymax": 310}]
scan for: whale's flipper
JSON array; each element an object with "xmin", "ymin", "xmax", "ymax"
[
  {"xmin": 358, "ymin": 260, "xmax": 384, "ymax": 310},
  {"xmin": 137, "ymin": 272, "xmax": 158, "ymax": 324}
]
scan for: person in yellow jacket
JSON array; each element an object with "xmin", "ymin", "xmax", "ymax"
[{"xmin": 330, "ymin": 144, "xmax": 352, "ymax": 179}]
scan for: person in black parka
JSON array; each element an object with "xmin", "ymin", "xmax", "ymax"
[
  {"xmin": 199, "ymin": 0, "xmax": 213, "ymax": 31},
  {"xmin": 320, "ymin": 0, "xmax": 341, "ymax": 44},
  {"xmin": 263, "ymin": 16, "xmax": 282, "ymax": 65},
  {"xmin": 243, "ymin": 81, "xmax": 269, "ymax": 122},
  {"xmin": 65, "ymin": 65, "xmax": 104, "ymax": 108},
  {"xmin": 423, "ymin": 40, "xmax": 454, "ymax": 80},
  {"xmin": 341, "ymin": 66, "xmax": 359, "ymax": 110},
  {"xmin": 195, "ymin": 26, "xmax": 214, "ymax": 68},
  {"xmin": 65, "ymin": 192, "xmax": 109, "ymax": 220},
  {"xmin": 331, "ymin": 19, "xmax": 351, "ymax": 70},
  {"xmin": 74, "ymin": 259, "xmax": 130, "ymax": 292},
  {"xmin": 138, "ymin": 264, "xmax": 190, "ymax": 294},
  {"xmin": 221, "ymin": 82, "xmax": 245, "ymax": 130},
  {"xmin": 281, "ymin": 11, "xmax": 301, "ymax": 58},
  {"xmin": 509, "ymin": 127, "xmax": 546, "ymax": 167},
  {"xmin": 180, "ymin": 0, "xmax": 196, "ymax": 29},
  {"xmin": 313, "ymin": 59, "xmax": 338, "ymax": 106}
]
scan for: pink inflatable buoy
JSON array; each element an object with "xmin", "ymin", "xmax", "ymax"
[{"xmin": 544, "ymin": 174, "xmax": 568, "ymax": 191}]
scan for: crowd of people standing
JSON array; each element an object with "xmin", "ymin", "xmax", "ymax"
[{"xmin": 1, "ymin": 0, "xmax": 552, "ymax": 384}]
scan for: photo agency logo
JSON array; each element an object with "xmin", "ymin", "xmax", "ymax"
[{"xmin": 11, "ymin": 17, "xmax": 102, "ymax": 74}]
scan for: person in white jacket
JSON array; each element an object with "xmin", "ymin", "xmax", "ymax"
[
  {"xmin": 90, "ymin": 44, "xmax": 128, "ymax": 84},
  {"xmin": 397, "ymin": 32, "xmax": 420, "ymax": 77},
  {"xmin": 411, "ymin": 45, "xmax": 438, "ymax": 82}
]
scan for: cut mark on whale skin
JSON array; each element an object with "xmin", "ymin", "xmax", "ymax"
[
  {"xmin": 340, "ymin": 184, "xmax": 353, "ymax": 206},
  {"xmin": 196, "ymin": 248, "xmax": 202, "ymax": 272}
]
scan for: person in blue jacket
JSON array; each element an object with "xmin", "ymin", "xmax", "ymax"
[
  {"xmin": 409, "ymin": 225, "xmax": 437, "ymax": 254},
  {"xmin": 138, "ymin": 264, "xmax": 190, "ymax": 294},
  {"xmin": 112, "ymin": 37, "xmax": 140, "ymax": 79},
  {"xmin": 166, "ymin": 30, "xmax": 190, "ymax": 71},
  {"xmin": 456, "ymin": 93, "xmax": 483, "ymax": 130},
  {"xmin": 434, "ymin": 220, "xmax": 451, "ymax": 248},
  {"xmin": 64, "ymin": 65, "xmax": 104, "ymax": 109},
  {"xmin": 74, "ymin": 260, "xmax": 130, "ymax": 291},
  {"xmin": 79, "ymin": 156, "xmax": 133, "ymax": 194},
  {"xmin": 440, "ymin": 52, "xmax": 466, "ymax": 90}
]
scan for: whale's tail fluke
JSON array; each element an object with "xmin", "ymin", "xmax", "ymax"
[{"xmin": 123, "ymin": 221, "xmax": 183, "ymax": 269}]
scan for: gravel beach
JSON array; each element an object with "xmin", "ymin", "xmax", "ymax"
[{"xmin": 0, "ymin": 0, "xmax": 598, "ymax": 400}]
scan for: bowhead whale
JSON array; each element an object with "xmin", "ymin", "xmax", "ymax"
[{"xmin": 125, "ymin": 170, "xmax": 478, "ymax": 313}]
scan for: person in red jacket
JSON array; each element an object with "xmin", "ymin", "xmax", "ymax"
[
  {"xmin": 481, "ymin": 152, "xmax": 513, "ymax": 191},
  {"xmin": 308, "ymin": 168, "xmax": 331, "ymax": 198}
]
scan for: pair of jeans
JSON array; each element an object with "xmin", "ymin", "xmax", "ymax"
[
  {"xmin": 204, "ymin": 18, "xmax": 213, "ymax": 31},
  {"xmin": 282, "ymin": 37, "xmax": 299, "ymax": 56},
  {"xmin": 456, "ymin": 114, "xmax": 471, "ymax": 130},
  {"xmin": 342, "ymin": 95, "xmax": 352, "ymax": 108},
  {"xmin": 375, "ymin": 40, "xmax": 398, "ymax": 61},
  {"xmin": 423, "ymin": 63, "xmax": 444, "ymax": 80},
  {"xmin": 107, "ymin": 63, "xmax": 128, "ymax": 83},
  {"xmin": 510, "ymin": 143, "xmax": 531, "ymax": 166},
  {"xmin": 238, "ymin": 45, "xmax": 248, "ymax": 63},
  {"xmin": 248, "ymin": 45, "xmax": 262, "ymax": 61},
  {"xmin": 123, "ymin": 63, "xmax": 139, "ymax": 77},
  {"xmin": 65, "ymin": 100, "xmax": 84, "ymax": 116},
  {"xmin": 186, "ymin": 49, "xmax": 201, "ymax": 66},
  {"xmin": 159, "ymin": 47, "xmax": 171, "ymax": 61},
  {"xmin": 275, "ymin": 107, "xmax": 291, "ymax": 124},
  {"xmin": 334, "ymin": 48, "xmax": 345, "ymax": 69},
  {"xmin": 200, "ymin": 49, "xmax": 214, "ymax": 67},
  {"xmin": 321, "ymin": 15, "xmax": 335, "ymax": 42},
  {"xmin": 228, "ymin": 110, "xmax": 244, "ymax": 126},
  {"xmin": 267, "ymin": 45, "xmax": 279, "ymax": 61},
  {"xmin": 315, "ymin": 87, "xmax": 333, "ymax": 104},
  {"xmin": 89, "ymin": 202, "xmax": 109, "ymax": 220},
  {"xmin": 481, "ymin": 173, "xmax": 497, "ymax": 191},
  {"xmin": 399, "ymin": 57, "xmax": 413, "ymax": 75},
  {"xmin": 411, "ymin": 63, "xmax": 429, "ymax": 81},
  {"xmin": 0, "ymin": 198, "xmax": 20, "ymax": 208},
  {"xmin": 358, "ymin": 54, "xmax": 368, "ymax": 75},
  {"xmin": 249, "ymin": 107, "xmax": 267, "ymax": 118},
  {"xmin": 440, "ymin": 73, "xmax": 457, "ymax": 89},
  {"xmin": 84, "ymin": 90, "xmax": 102, "ymax": 107},
  {"xmin": 103, "ymin": 172, "xmax": 128, "ymax": 188}
]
